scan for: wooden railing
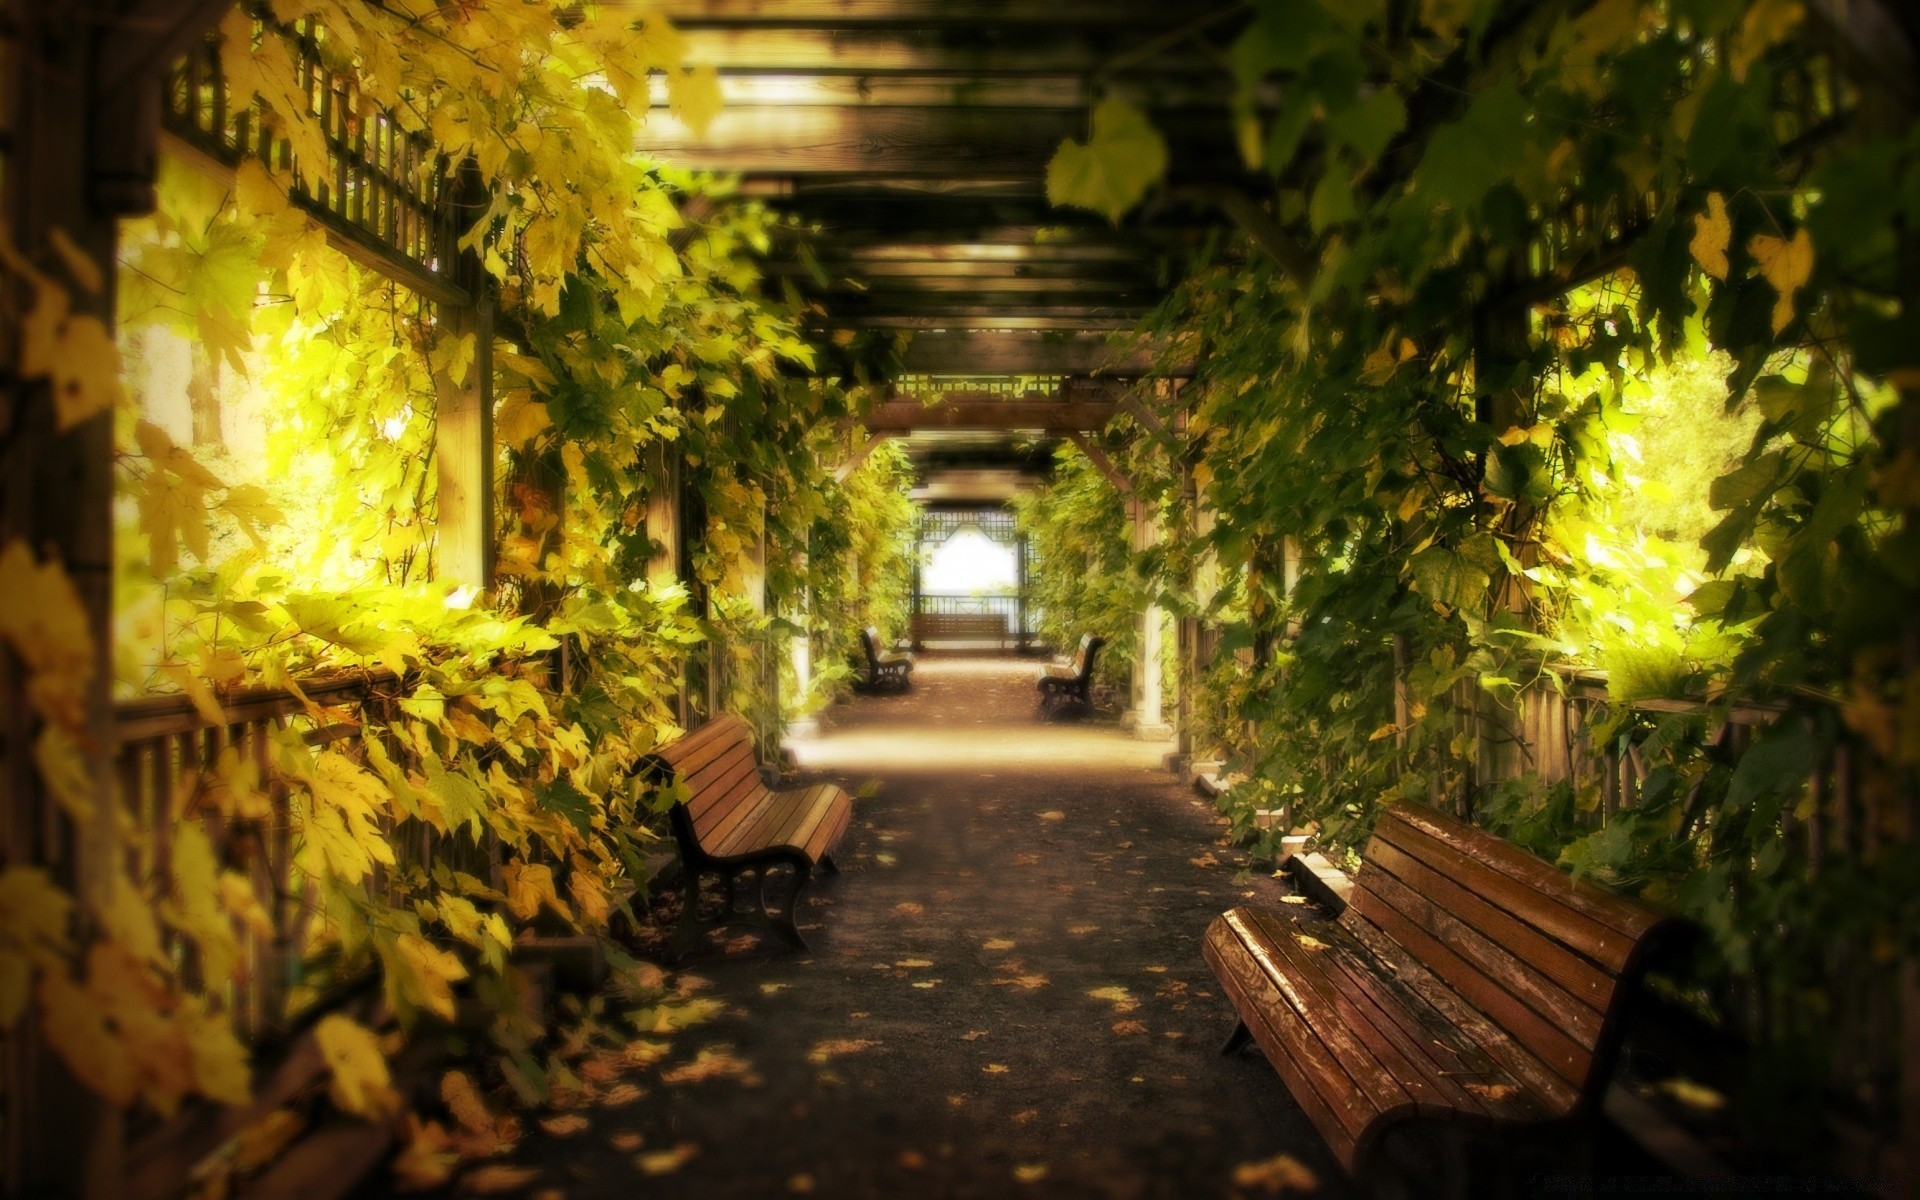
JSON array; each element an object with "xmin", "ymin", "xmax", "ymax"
[{"xmin": 111, "ymin": 668, "xmax": 401, "ymax": 1199}]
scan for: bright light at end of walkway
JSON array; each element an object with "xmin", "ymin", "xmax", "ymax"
[{"xmin": 923, "ymin": 528, "xmax": 1017, "ymax": 594}]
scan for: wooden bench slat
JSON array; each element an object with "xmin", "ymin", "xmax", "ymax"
[
  {"xmin": 687, "ymin": 755, "xmax": 767, "ymax": 836},
  {"xmin": 1350, "ymin": 881, "xmax": 1594, "ymax": 1090},
  {"xmin": 1231, "ymin": 910, "xmax": 1437, "ymax": 1116},
  {"xmin": 1340, "ymin": 912, "xmax": 1581, "ymax": 1114},
  {"xmin": 1369, "ymin": 813, "xmax": 1637, "ymax": 974},
  {"xmin": 1383, "ymin": 805, "xmax": 1661, "ymax": 943},
  {"xmin": 1357, "ymin": 865, "xmax": 1608, "ymax": 1047},
  {"xmin": 1206, "ymin": 921, "xmax": 1380, "ymax": 1155},
  {"xmin": 1363, "ymin": 837, "xmax": 1617, "ymax": 1013},
  {"xmin": 714, "ymin": 786, "xmax": 812, "ymax": 859}
]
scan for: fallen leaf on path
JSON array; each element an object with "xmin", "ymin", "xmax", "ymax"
[
  {"xmin": 895, "ymin": 958, "xmax": 934, "ymax": 968},
  {"xmin": 391, "ymin": 1116, "xmax": 458, "ymax": 1190},
  {"xmin": 628, "ymin": 997, "xmax": 725, "ymax": 1034},
  {"xmin": 807, "ymin": 1038, "xmax": 879, "ymax": 1065},
  {"xmin": 463, "ymin": 1164, "xmax": 541, "ymax": 1193},
  {"xmin": 1654, "ymin": 1078, "xmax": 1727, "ymax": 1111},
  {"xmin": 1012, "ymin": 1108, "xmax": 1038, "ymax": 1124},
  {"xmin": 578, "ymin": 1057, "xmax": 623, "ymax": 1083},
  {"xmin": 1088, "ymin": 986, "xmax": 1138, "ymax": 1012},
  {"xmin": 1231, "ymin": 1152, "xmax": 1319, "ymax": 1193},
  {"xmin": 1143, "ymin": 965, "xmax": 1167, "ymax": 973},
  {"xmin": 982, "ymin": 938, "xmax": 1017, "ymax": 951},
  {"xmin": 911, "ymin": 980, "xmax": 940, "ymax": 988},
  {"xmin": 1464, "ymin": 1082, "xmax": 1519, "ymax": 1101},
  {"xmin": 898, "ymin": 1149, "xmax": 926, "ymax": 1169},
  {"xmin": 599, "ymin": 1082, "xmax": 646, "ymax": 1106},
  {"xmin": 894, "ymin": 902, "xmax": 924, "ymax": 916},
  {"xmin": 1039, "ymin": 811, "xmax": 1065, "ymax": 822},
  {"xmin": 993, "ymin": 974, "xmax": 1049, "ymax": 990},
  {"xmin": 538, "ymin": 1114, "xmax": 588, "ymax": 1137},
  {"xmin": 622, "ymin": 1039, "xmax": 671, "ymax": 1068},
  {"xmin": 982, "ymin": 1063, "xmax": 1009, "ymax": 1074},
  {"xmin": 442, "ymin": 1071, "xmax": 520, "ymax": 1157},
  {"xmin": 1117, "ymin": 841, "xmax": 1133, "ymax": 849},
  {"xmin": 1068, "ymin": 924, "xmax": 1098, "ymax": 935},
  {"xmin": 1295, "ymin": 934, "xmax": 1329, "ymax": 952},
  {"xmin": 235, "ymin": 1109, "xmax": 304, "ymax": 1172},
  {"xmin": 1190, "ymin": 853, "xmax": 1220, "ymax": 868},
  {"xmin": 609, "ymin": 1132, "xmax": 644, "ymax": 1152},
  {"xmin": 760, "ymin": 982, "xmax": 791, "ymax": 995},
  {"xmin": 788, "ymin": 1173, "xmax": 816, "ymax": 1193},
  {"xmin": 1012, "ymin": 854, "xmax": 1040, "ymax": 866},
  {"xmin": 1014, "ymin": 1164, "xmax": 1050, "ymax": 1182},
  {"xmin": 961, "ymin": 1030, "xmax": 988, "ymax": 1041},
  {"xmin": 662, "ymin": 1047, "xmax": 758, "ymax": 1086},
  {"xmin": 1112, "ymin": 1020, "xmax": 1148, "ymax": 1036},
  {"xmin": 1281, "ymin": 895, "xmax": 1308, "ymax": 905},
  {"xmin": 637, "ymin": 1143, "xmax": 700, "ymax": 1176},
  {"xmin": 875, "ymin": 853, "xmax": 898, "ymax": 867}
]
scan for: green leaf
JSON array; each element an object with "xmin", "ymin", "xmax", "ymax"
[
  {"xmin": 1045, "ymin": 98, "xmax": 1169, "ymax": 224},
  {"xmin": 534, "ymin": 777, "xmax": 596, "ymax": 840},
  {"xmin": 1325, "ymin": 89, "xmax": 1406, "ymax": 164},
  {"xmin": 1308, "ymin": 170, "xmax": 1358, "ymax": 232},
  {"xmin": 1408, "ymin": 546, "xmax": 1490, "ymax": 611},
  {"xmin": 1413, "ymin": 81, "xmax": 1531, "ymax": 210}
]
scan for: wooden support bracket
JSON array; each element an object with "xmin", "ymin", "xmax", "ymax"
[
  {"xmin": 1065, "ymin": 431, "xmax": 1134, "ymax": 496},
  {"xmin": 833, "ymin": 431, "xmax": 893, "ymax": 482}
]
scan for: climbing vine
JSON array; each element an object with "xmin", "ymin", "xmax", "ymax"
[{"xmin": 1043, "ymin": 0, "xmax": 1920, "ymax": 1128}]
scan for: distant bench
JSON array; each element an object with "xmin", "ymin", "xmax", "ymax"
[
  {"xmin": 1204, "ymin": 801, "xmax": 1678, "ymax": 1181},
  {"xmin": 910, "ymin": 612, "xmax": 1008, "ymax": 647}
]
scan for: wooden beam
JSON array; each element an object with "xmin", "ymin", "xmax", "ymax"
[
  {"xmin": 434, "ymin": 295, "xmax": 495, "ymax": 592},
  {"xmin": 828, "ymin": 313, "xmax": 1141, "ymax": 331},
  {"xmin": 647, "ymin": 73, "xmax": 1242, "ymax": 110},
  {"xmin": 863, "ymin": 398, "xmax": 1118, "ymax": 432},
  {"xmin": 1200, "ymin": 187, "xmax": 1319, "ymax": 289},
  {"xmin": 833, "ymin": 431, "xmax": 893, "ymax": 481},
  {"xmin": 773, "ymin": 257, "xmax": 1161, "ymax": 279},
  {"xmin": 671, "ymin": 27, "xmax": 1222, "ymax": 74},
  {"xmin": 1065, "ymin": 431, "xmax": 1134, "ymax": 495},
  {"xmin": 897, "ymin": 330, "xmax": 1176, "ymax": 375},
  {"xmin": 638, "ymin": 105, "xmax": 1238, "ymax": 177},
  {"xmin": 652, "ymin": 0, "xmax": 1206, "ymax": 27}
]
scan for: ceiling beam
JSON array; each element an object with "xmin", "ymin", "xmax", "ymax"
[
  {"xmin": 827, "ymin": 313, "xmax": 1141, "ymax": 331},
  {"xmin": 638, "ymin": 105, "xmax": 1239, "ymax": 177},
  {"xmin": 896, "ymin": 330, "xmax": 1176, "ymax": 375},
  {"xmin": 671, "ymin": 27, "xmax": 1224, "ymax": 74},
  {"xmin": 652, "ymin": 1, "xmax": 1208, "ymax": 28},
  {"xmin": 863, "ymin": 397, "xmax": 1119, "ymax": 432}
]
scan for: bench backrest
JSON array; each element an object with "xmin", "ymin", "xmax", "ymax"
[
  {"xmin": 1072, "ymin": 634, "xmax": 1104, "ymax": 680},
  {"xmin": 860, "ymin": 626, "xmax": 883, "ymax": 669},
  {"xmin": 1348, "ymin": 801, "xmax": 1673, "ymax": 1098},
  {"xmin": 649, "ymin": 713, "xmax": 768, "ymax": 848}
]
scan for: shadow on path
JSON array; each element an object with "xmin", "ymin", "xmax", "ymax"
[{"xmin": 391, "ymin": 655, "xmax": 1350, "ymax": 1199}]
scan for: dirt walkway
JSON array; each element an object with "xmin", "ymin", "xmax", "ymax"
[{"xmin": 408, "ymin": 656, "xmax": 1350, "ymax": 1199}]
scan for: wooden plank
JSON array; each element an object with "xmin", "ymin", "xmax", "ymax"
[
  {"xmin": 646, "ymin": 73, "xmax": 1241, "ymax": 110},
  {"xmin": 1350, "ymin": 882, "xmax": 1594, "ymax": 1090},
  {"xmin": 673, "ymin": 27, "xmax": 1223, "ymax": 74},
  {"xmin": 772, "ymin": 258, "xmax": 1160, "ymax": 280},
  {"xmin": 1364, "ymin": 838, "xmax": 1616, "ymax": 1013},
  {"xmin": 652, "ymin": 0, "xmax": 1205, "ymax": 27},
  {"xmin": 433, "ymin": 295, "xmax": 494, "ymax": 592},
  {"xmin": 638, "ymin": 105, "xmax": 1236, "ymax": 177},
  {"xmin": 896, "ymin": 330, "xmax": 1170, "ymax": 375},
  {"xmin": 862, "ymin": 398, "xmax": 1118, "ymax": 432},
  {"xmin": 1383, "ymin": 803, "xmax": 1665, "ymax": 943},
  {"xmin": 826, "ymin": 313, "xmax": 1140, "ymax": 331},
  {"xmin": 1359, "ymin": 866, "xmax": 1606, "ymax": 1046},
  {"xmin": 1065, "ymin": 432, "xmax": 1134, "ymax": 495}
]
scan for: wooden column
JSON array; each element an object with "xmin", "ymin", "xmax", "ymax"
[
  {"xmin": 434, "ymin": 297, "xmax": 494, "ymax": 594},
  {"xmin": 1124, "ymin": 499, "xmax": 1173, "ymax": 741},
  {"xmin": 644, "ymin": 439, "xmax": 680, "ymax": 589}
]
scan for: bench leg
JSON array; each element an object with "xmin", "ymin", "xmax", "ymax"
[
  {"xmin": 769, "ymin": 860, "xmax": 811, "ymax": 952},
  {"xmin": 819, "ymin": 853, "xmax": 840, "ymax": 876},
  {"xmin": 1221, "ymin": 1020, "xmax": 1253, "ymax": 1057}
]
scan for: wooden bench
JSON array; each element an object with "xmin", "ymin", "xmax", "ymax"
[
  {"xmin": 857, "ymin": 626, "xmax": 912, "ymax": 692},
  {"xmin": 911, "ymin": 611, "xmax": 1008, "ymax": 647},
  {"xmin": 642, "ymin": 714, "xmax": 852, "ymax": 959},
  {"xmin": 1204, "ymin": 800, "xmax": 1677, "ymax": 1180},
  {"xmin": 1036, "ymin": 634, "xmax": 1103, "ymax": 715}
]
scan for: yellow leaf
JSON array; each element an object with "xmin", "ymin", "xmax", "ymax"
[
  {"xmin": 1689, "ymin": 193, "xmax": 1730, "ymax": 281},
  {"xmin": 637, "ymin": 1142, "xmax": 700, "ymax": 1176},
  {"xmin": 181, "ymin": 999, "xmax": 252, "ymax": 1105},
  {"xmin": 1013, "ymin": 1163, "xmax": 1049, "ymax": 1183},
  {"xmin": 1038, "ymin": 810, "xmax": 1065, "ymax": 822},
  {"xmin": 390, "ymin": 932, "xmax": 468, "ymax": 1021},
  {"xmin": 18, "ymin": 278, "xmax": 123, "ymax": 430},
  {"xmin": 33, "ymin": 725, "xmax": 94, "ymax": 819},
  {"xmin": 1087, "ymin": 986, "xmax": 1137, "ymax": 1011},
  {"xmin": 315, "ymin": 1013, "xmax": 398, "ymax": 1120},
  {"xmin": 1655, "ymin": 1076, "xmax": 1727, "ymax": 1111},
  {"xmin": 806, "ymin": 1037, "xmax": 879, "ymax": 1065},
  {"xmin": 495, "ymin": 391, "xmax": 553, "ymax": 448},
  {"xmin": 159, "ymin": 662, "xmax": 227, "ymax": 728},
  {"xmin": 666, "ymin": 65, "xmax": 724, "ymax": 137},
  {"xmin": 501, "ymin": 861, "xmax": 570, "ymax": 923},
  {"xmin": 1295, "ymin": 933, "xmax": 1330, "ymax": 952},
  {"xmin": 391, "ymin": 1117, "xmax": 460, "ymax": 1191},
  {"xmin": 1748, "ymin": 227, "xmax": 1815, "ymax": 335},
  {"xmin": 539, "ymin": 1113, "xmax": 590, "ymax": 1137},
  {"xmin": 1232, "ymin": 1152, "xmax": 1319, "ymax": 1193},
  {"xmin": 39, "ymin": 970, "xmax": 138, "ymax": 1106},
  {"xmin": 982, "ymin": 938, "xmax": 1016, "ymax": 951}
]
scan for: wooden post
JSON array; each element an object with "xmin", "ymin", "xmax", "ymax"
[
  {"xmin": 1124, "ymin": 499, "xmax": 1173, "ymax": 741},
  {"xmin": 644, "ymin": 439, "xmax": 680, "ymax": 590},
  {"xmin": 433, "ymin": 297, "xmax": 493, "ymax": 594}
]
